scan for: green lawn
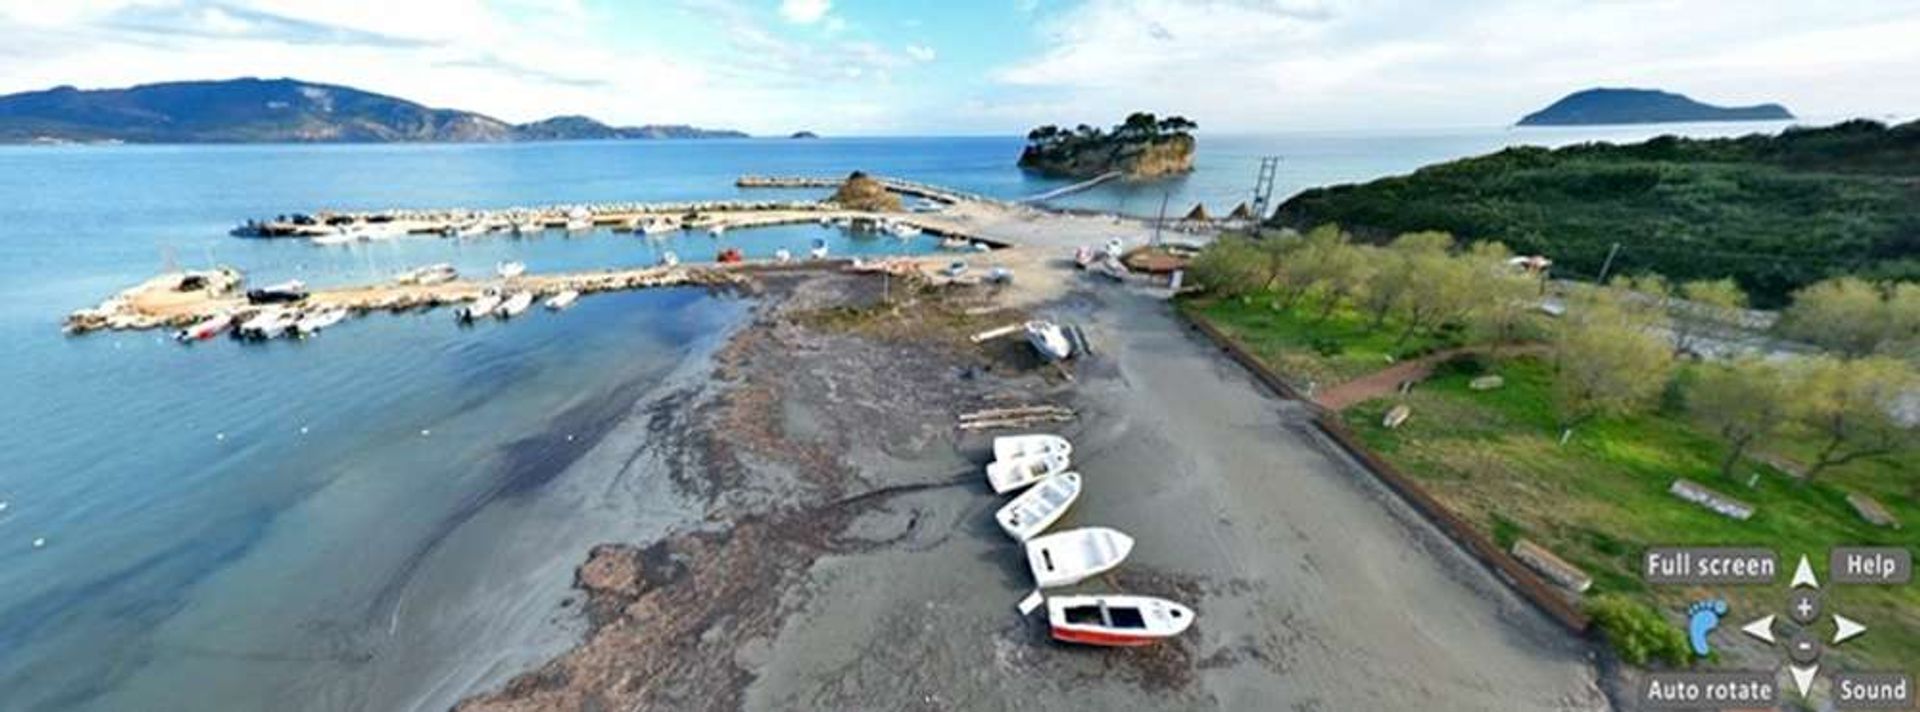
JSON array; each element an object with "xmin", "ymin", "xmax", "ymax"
[
  {"xmin": 1178, "ymin": 293, "xmax": 1458, "ymax": 390},
  {"xmin": 1342, "ymin": 357, "xmax": 1919, "ymax": 674}
]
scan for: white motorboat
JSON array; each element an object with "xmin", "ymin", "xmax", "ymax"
[
  {"xmin": 1025, "ymin": 320, "xmax": 1073, "ymax": 361},
  {"xmin": 1026, "ymin": 527, "xmax": 1134, "ymax": 588},
  {"xmin": 494, "ymin": 292, "xmax": 534, "ymax": 318},
  {"xmin": 888, "ymin": 222, "xmax": 922, "ymax": 238},
  {"xmin": 774, "ymin": 248, "xmax": 792, "ymax": 263},
  {"xmin": 294, "ymin": 307, "xmax": 347, "ymax": 336},
  {"xmin": 940, "ymin": 236, "xmax": 970, "ymax": 250},
  {"xmin": 808, "ymin": 238, "xmax": 829, "ymax": 260},
  {"xmin": 996, "ymin": 472, "xmax": 1081, "ymax": 542},
  {"xmin": 175, "ymin": 313, "xmax": 232, "ymax": 341},
  {"xmin": 395, "ymin": 263, "xmax": 457, "ymax": 286},
  {"xmin": 457, "ymin": 293, "xmax": 502, "ymax": 322},
  {"xmin": 707, "ymin": 224, "xmax": 728, "ymax": 237},
  {"xmin": 993, "ymin": 434, "xmax": 1073, "ymax": 461},
  {"xmin": 513, "ymin": 221, "xmax": 544, "ymax": 236},
  {"xmin": 659, "ymin": 251, "xmax": 680, "ymax": 267},
  {"xmin": 237, "ymin": 309, "xmax": 296, "ymax": 339},
  {"xmin": 1047, "ymin": 595, "xmax": 1195, "ymax": 647},
  {"xmin": 496, "ymin": 261, "xmax": 527, "ymax": 279},
  {"xmin": 564, "ymin": 208, "xmax": 594, "ymax": 232},
  {"xmin": 986, "ymin": 451, "xmax": 1070, "ymax": 494},
  {"xmin": 641, "ymin": 218, "xmax": 676, "ymax": 235},
  {"xmin": 448, "ymin": 222, "xmax": 490, "ymax": 238},
  {"xmin": 310, "ymin": 231, "xmax": 357, "ymax": 246},
  {"xmin": 544, "ymin": 290, "xmax": 580, "ymax": 310}
]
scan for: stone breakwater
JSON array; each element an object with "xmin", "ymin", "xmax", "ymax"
[{"xmin": 62, "ymin": 264, "xmax": 745, "ymax": 335}]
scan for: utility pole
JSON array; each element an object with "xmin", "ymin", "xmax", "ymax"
[{"xmin": 1596, "ymin": 242, "xmax": 1622, "ymax": 284}]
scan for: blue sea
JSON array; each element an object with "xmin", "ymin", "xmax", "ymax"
[{"xmin": 0, "ymin": 121, "xmax": 1798, "ymax": 711}]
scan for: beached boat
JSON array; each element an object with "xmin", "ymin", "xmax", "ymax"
[
  {"xmin": 496, "ymin": 261, "xmax": 527, "ymax": 279},
  {"xmin": 1026, "ymin": 526, "xmax": 1133, "ymax": 588},
  {"xmin": 544, "ymin": 290, "xmax": 580, "ymax": 310},
  {"xmin": 456, "ymin": 293, "xmax": 502, "ymax": 322},
  {"xmin": 993, "ymin": 434, "xmax": 1073, "ymax": 461},
  {"xmin": 1047, "ymin": 595, "xmax": 1195, "ymax": 647},
  {"xmin": 175, "ymin": 313, "xmax": 232, "ymax": 341},
  {"xmin": 1025, "ymin": 320, "xmax": 1072, "ymax": 361},
  {"xmin": 986, "ymin": 451, "xmax": 1070, "ymax": 494},
  {"xmin": 494, "ymin": 292, "xmax": 534, "ymax": 318},
  {"xmin": 246, "ymin": 280, "xmax": 309, "ymax": 305},
  {"xmin": 294, "ymin": 307, "xmax": 347, "ymax": 336},
  {"xmin": 996, "ymin": 472, "xmax": 1081, "ymax": 542},
  {"xmin": 1104, "ymin": 237, "xmax": 1126, "ymax": 258}
]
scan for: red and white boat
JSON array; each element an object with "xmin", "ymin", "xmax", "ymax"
[
  {"xmin": 175, "ymin": 313, "xmax": 233, "ymax": 341},
  {"xmin": 1047, "ymin": 594, "xmax": 1195, "ymax": 647}
]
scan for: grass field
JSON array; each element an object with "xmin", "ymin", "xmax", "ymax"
[
  {"xmin": 1341, "ymin": 357, "xmax": 1918, "ymax": 675},
  {"xmin": 1178, "ymin": 294, "xmax": 1458, "ymax": 391}
]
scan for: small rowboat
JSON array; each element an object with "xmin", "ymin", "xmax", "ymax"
[
  {"xmin": 1025, "ymin": 526, "xmax": 1133, "ymax": 588},
  {"xmin": 986, "ymin": 451, "xmax": 1069, "ymax": 494},
  {"xmin": 544, "ymin": 290, "xmax": 580, "ymax": 310},
  {"xmin": 1047, "ymin": 594, "xmax": 1195, "ymax": 647},
  {"xmin": 992, "ymin": 434, "xmax": 1072, "ymax": 462},
  {"xmin": 293, "ymin": 307, "xmax": 347, "ymax": 336},
  {"xmin": 1025, "ymin": 320, "xmax": 1072, "ymax": 361},
  {"xmin": 996, "ymin": 472, "xmax": 1080, "ymax": 542},
  {"xmin": 494, "ymin": 292, "xmax": 534, "ymax": 318}
]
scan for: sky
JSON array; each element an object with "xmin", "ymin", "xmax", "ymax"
[{"xmin": 0, "ymin": 0, "xmax": 1915, "ymax": 135}]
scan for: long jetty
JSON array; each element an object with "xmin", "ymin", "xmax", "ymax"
[
  {"xmin": 1017, "ymin": 171, "xmax": 1123, "ymax": 203},
  {"xmin": 734, "ymin": 174, "xmax": 998, "ymax": 205}
]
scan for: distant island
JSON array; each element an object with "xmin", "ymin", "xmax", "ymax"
[
  {"xmin": 1274, "ymin": 119, "xmax": 1918, "ymax": 306},
  {"xmin": 0, "ymin": 78, "xmax": 747, "ymax": 144},
  {"xmin": 1519, "ymin": 88, "xmax": 1793, "ymax": 126},
  {"xmin": 1018, "ymin": 112, "xmax": 1196, "ymax": 179},
  {"xmin": 789, "ymin": 131, "xmax": 820, "ymax": 139}
]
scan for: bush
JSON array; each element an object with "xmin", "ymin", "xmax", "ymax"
[
  {"xmin": 1310, "ymin": 337, "xmax": 1345, "ymax": 357},
  {"xmin": 1437, "ymin": 353, "xmax": 1492, "ymax": 377},
  {"xmin": 1586, "ymin": 594, "xmax": 1692, "ymax": 667}
]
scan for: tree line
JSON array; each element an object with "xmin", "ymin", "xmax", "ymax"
[{"xmin": 1189, "ymin": 225, "xmax": 1918, "ymax": 487}]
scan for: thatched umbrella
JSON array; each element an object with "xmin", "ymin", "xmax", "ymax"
[
  {"xmin": 1183, "ymin": 203, "xmax": 1211, "ymax": 223},
  {"xmin": 1227, "ymin": 202, "xmax": 1254, "ymax": 221}
]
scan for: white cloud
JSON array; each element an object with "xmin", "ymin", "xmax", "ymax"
[
  {"xmin": 991, "ymin": 0, "xmax": 1920, "ymax": 131},
  {"xmin": 778, "ymin": 0, "xmax": 830, "ymax": 24},
  {"xmin": 904, "ymin": 43, "xmax": 935, "ymax": 63}
]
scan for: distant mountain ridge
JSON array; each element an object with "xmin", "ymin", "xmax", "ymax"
[
  {"xmin": 0, "ymin": 78, "xmax": 747, "ymax": 143},
  {"xmin": 1519, "ymin": 88, "xmax": 1793, "ymax": 126}
]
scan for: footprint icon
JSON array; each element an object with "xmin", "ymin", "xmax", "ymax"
[{"xmin": 1687, "ymin": 599, "xmax": 1727, "ymax": 657}]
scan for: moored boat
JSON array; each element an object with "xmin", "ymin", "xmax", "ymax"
[
  {"xmin": 641, "ymin": 218, "xmax": 676, "ymax": 235},
  {"xmin": 1025, "ymin": 526, "xmax": 1133, "ymax": 588},
  {"xmin": 246, "ymin": 280, "xmax": 309, "ymax": 305},
  {"xmin": 707, "ymin": 224, "xmax": 728, "ymax": 237},
  {"xmin": 986, "ymin": 451, "xmax": 1070, "ymax": 494},
  {"xmin": 996, "ymin": 472, "xmax": 1081, "ymax": 542},
  {"xmin": 564, "ymin": 208, "xmax": 594, "ymax": 232},
  {"xmin": 395, "ymin": 263, "xmax": 457, "ymax": 285},
  {"xmin": 236, "ymin": 309, "xmax": 296, "ymax": 339},
  {"xmin": 496, "ymin": 261, "xmax": 527, "ymax": 279},
  {"xmin": 294, "ymin": 307, "xmax": 347, "ymax": 336},
  {"xmin": 175, "ymin": 313, "xmax": 233, "ymax": 341},
  {"xmin": 494, "ymin": 292, "xmax": 534, "ymax": 318},
  {"xmin": 1047, "ymin": 595, "xmax": 1195, "ymax": 647},
  {"xmin": 457, "ymin": 292, "xmax": 502, "ymax": 322},
  {"xmin": 544, "ymin": 290, "xmax": 580, "ymax": 310},
  {"xmin": 1025, "ymin": 320, "xmax": 1072, "ymax": 361},
  {"xmin": 659, "ymin": 251, "xmax": 680, "ymax": 267},
  {"xmin": 993, "ymin": 433, "xmax": 1072, "ymax": 462}
]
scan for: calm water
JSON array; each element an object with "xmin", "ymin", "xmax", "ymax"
[{"xmin": 0, "ymin": 122, "xmax": 1801, "ymax": 711}]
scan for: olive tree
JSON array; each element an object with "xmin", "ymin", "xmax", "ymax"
[
  {"xmin": 1551, "ymin": 287, "xmax": 1676, "ymax": 434},
  {"xmin": 1778, "ymin": 277, "xmax": 1907, "ymax": 357},
  {"xmin": 1792, "ymin": 356, "xmax": 1918, "ymax": 481},
  {"xmin": 1689, "ymin": 358, "xmax": 1798, "ymax": 479}
]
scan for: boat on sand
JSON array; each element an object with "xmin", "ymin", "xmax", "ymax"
[
  {"xmin": 1025, "ymin": 526, "xmax": 1133, "ymax": 588},
  {"xmin": 1047, "ymin": 595, "xmax": 1195, "ymax": 646},
  {"xmin": 1025, "ymin": 320, "xmax": 1072, "ymax": 361},
  {"xmin": 986, "ymin": 451, "xmax": 1069, "ymax": 494},
  {"xmin": 995, "ymin": 472, "xmax": 1080, "ymax": 542},
  {"xmin": 993, "ymin": 434, "xmax": 1072, "ymax": 462}
]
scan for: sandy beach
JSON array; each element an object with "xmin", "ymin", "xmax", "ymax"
[{"xmin": 450, "ymin": 229, "xmax": 1612, "ymax": 710}]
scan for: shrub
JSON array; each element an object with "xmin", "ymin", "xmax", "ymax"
[{"xmin": 1586, "ymin": 594, "xmax": 1691, "ymax": 667}]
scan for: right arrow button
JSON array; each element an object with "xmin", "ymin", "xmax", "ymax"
[{"xmin": 1833, "ymin": 613, "xmax": 1867, "ymax": 645}]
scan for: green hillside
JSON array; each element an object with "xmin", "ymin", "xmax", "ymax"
[{"xmin": 1273, "ymin": 120, "xmax": 1920, "ymax": 306}]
